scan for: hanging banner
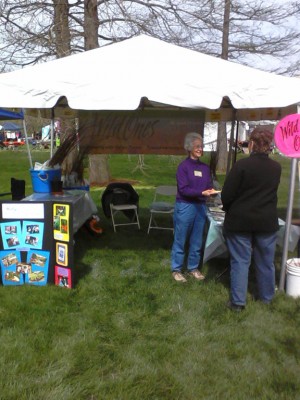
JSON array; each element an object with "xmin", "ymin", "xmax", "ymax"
[
  {"xmin": 274, "ymin": 114, "xmax": 300, "ymax": 158},
  {"xmin": 78, "ymin": 109, "xmax": 205, "ymax": 155}
]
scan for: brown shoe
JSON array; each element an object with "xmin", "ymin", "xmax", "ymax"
[
  {"xmin": 172, "ymin": 272, "xmax": 187, "ymax": 283},
  {"xmin": 189, "ymin": 269, "xmax": 205, "ymax": 281}
]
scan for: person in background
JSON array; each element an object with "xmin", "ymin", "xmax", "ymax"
[
  {"xmin": 221, "ymin": 127, "xmax": 281, "ymax": 311},
  {"xmin": 55, "ymin": 132, "xmax": 61, "ymax": 148},
  {"xmin": 0, "ymin": 131, "xmax": 4, "ymax": 147},
  {"xmin": 171, "ymin": 132, "xmax": 219, "ymax": 282}
]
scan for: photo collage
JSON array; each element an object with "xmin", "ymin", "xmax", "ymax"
[
  {"xmin": 53, "ymin": 204, "xmax": 72, "ymax": 288},
  {"xmin": 1, "ymin": 220, "xmax": 44, "ymax": 250},
  {"xmin": 0, "ymin": 219, "xmax": 50, "ymax": 285},
  {"xmin": 0, "ymin": 201, "xmax": 74, "ymax": 288},
  {"xmin": 0, "ymin": 248, "xmax": 50, "ymax": 286}
]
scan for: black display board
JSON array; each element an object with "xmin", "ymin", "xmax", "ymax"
[{"xmin": 0, "ymin": 201, "xmax": 74, "ymax": 288}]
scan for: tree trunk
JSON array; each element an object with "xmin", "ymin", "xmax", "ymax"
[
  {"xmin": 84, "ymin": 0, "xmax": 111, "ymax": 185},
  {"xmin": 84, "ymin": 0, "xmax": 99, "ymax": 50},
  {"xmin": 52, "ymin": 0, "xmax": 79, "ymax": 177},
  {"xmin": 216, "ymin": 0, "xmax": 231, "ymax": 173},
  {"xmin": 89, "ymin": 154, "xmax": 110, "ymax": 185},
  {"xmin": 221, "ymin": 0, "xmax": 230, "ymax": 61},
  {"xmin": 52, "ymin": 0, "xmax": 71, "ymax": 58},
  {"xmin": 216, "ymin": 122, "xmax": 228, "ymax": 174}
]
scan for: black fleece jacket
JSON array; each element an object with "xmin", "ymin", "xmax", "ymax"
[{"xmin": 221, "ymin": 152, "xmax": 281, "ymax": 233}]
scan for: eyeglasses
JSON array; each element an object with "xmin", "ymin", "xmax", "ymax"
[{"xmin": 193, "ymin": 145, "xmax": 203, "ymax": 149}]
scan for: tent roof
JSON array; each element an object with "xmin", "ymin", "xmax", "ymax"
[
  {"xmin": 0, "ymin": 108, "xmax": 23, "ymax": 120},
  {"xmin": 1, "ymin": 122, "xmax": 22, "ymax": 131},
  {"xmin": 0, "ymin": 35, "xmax": 299, "ymax": 121}
]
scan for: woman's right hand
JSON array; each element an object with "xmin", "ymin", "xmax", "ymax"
[{"xmin": 202, "ymin": 189, "xmax": 221, "ymax": 197}]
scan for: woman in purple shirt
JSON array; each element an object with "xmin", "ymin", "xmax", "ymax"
[{"xmin": 171, "ymin": 132, "xmax": 217, "ymax": 282}]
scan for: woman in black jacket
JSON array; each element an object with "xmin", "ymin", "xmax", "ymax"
[{"xmin": 221, "ymin": 128, "xmax": 281, "ymax": 311}]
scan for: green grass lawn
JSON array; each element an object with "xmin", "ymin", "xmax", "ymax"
[{"xmin": 0, "ymin": 148, "xmax": 300, "ymax": 399}]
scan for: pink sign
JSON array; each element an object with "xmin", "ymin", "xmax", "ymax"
[{"xmin": 274, "ymin": 114, "xmax": 300, "ymax": 158}]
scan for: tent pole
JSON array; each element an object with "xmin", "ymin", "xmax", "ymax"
[
  {"xmin": 233, "ymin": 121, "xmax": 239, "ymax": 166},
  {"xmin": 50, "ymin": 108, "xmax": 55, "ymax": 159},
  {"xmin": 279, "ymin": 104, "xmax": 300, "ymax": 291},
  {"xmin": 226, "ymin": 114, "xmax": 237, "ymax": 175},
  {"xmin": 22, "ymin": 109, "xmax": 33, "ymax": 169},
  {"xmin": 279, "ymin": 157, "xmax": 297, "ymax": 291}
]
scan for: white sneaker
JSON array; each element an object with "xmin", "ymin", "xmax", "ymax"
[
  {"xmin": 189, "ymin": 269, "xmax": 205, "ymax": 281},
  {"xmin": 172, "ymin": 272, "xmax": 187, "ymax": 282}
]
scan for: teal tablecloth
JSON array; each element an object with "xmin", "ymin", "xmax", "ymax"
[{"xmin": 203, "ymin": 211, "xmax": 300, "ymax": 264}]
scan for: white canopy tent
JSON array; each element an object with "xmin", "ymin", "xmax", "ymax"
[
  {"xmin": 0, "ymin": 34, "xmax": 299, "ymax": 121},
  {"xmin": 0, "ymin": 34, "xmax": 299, "ymax": 291}
]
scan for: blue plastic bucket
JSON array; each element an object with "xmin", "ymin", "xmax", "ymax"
[{"xmin": 30, "ymin": 168, "xmax": 62, "ymax": 193}]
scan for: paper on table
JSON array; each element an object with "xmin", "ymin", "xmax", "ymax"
[{"xmin": 208, "ymin": 206, "xmax": 224, "ymax": 213}]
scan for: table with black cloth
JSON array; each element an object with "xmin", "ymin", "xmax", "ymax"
[{"xmin": 23, "ymin": 190, "xmax": 98, "ymax": 234}]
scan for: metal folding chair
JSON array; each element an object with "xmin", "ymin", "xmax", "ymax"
[
  {"xmin": 110, "ymin": 203, "xmax": 140, "ymax": 232},
  {"xmin": 147, "ymin": 185, "xmax": 177, "ymax": 234},
  {"xmin": 101, "ymin": 182, "xmax": 140, "ymax": 232}
]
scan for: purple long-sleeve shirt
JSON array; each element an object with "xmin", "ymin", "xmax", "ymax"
[{"xmin": 176, "ymin": 157, "xmax": 212, "ymax": 204}]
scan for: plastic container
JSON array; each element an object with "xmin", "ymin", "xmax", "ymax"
[
  {"xmin": 286, "ymin": 258, "xmax": 300, "ymax": 298},
  {"xmin": 50, "ymin": 180, "xmax": 63, "ymax": 194},
  {"xmin": 30, "ymin": 168, "xmax": 62, "ymax": 193}
]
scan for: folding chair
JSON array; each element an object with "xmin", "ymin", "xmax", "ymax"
[
  {"xmin": 147, "ymin": 185, "xmax": 177, "ymax": 234},
  {"xmin": 110, "ymin": 202, "xmax": 140, "ymax": 232},
  {"xmin": 101, "ymin": 182, "xmax": 140, "ymax": 232}
]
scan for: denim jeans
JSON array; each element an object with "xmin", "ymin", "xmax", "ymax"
[
  {"xmin": 171, "ymin": 202, "xmax": 207, "ymax": 272},
  {"xmin": 225, "ymin": 231, "xmax": 277, "ymax": 306}
]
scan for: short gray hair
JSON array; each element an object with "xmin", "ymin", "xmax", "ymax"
[{"xmin": 184, "ymin": 132, "xmax": 203, "ymax": 151}]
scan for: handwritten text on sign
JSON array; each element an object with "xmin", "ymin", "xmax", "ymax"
[
  {"xmin": 274, "ymin": 114, "xmax": 300, "ymax": 158},
  {"xmin": 78, "ymin": 109, "xmax": 205, "ymax": 155}
]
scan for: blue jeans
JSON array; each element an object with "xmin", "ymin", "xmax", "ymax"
[
  {"xmin": 171, "ymin": 202, "xmax": 207, "ymax": 272},
  {"xmin": 225, "ymin": 231, "xmax": 277, "ymax": 306}
]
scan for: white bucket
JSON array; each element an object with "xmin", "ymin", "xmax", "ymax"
[{"xmin": 286, "ymin": 258, "xmax": 300, "ymax": 298}]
